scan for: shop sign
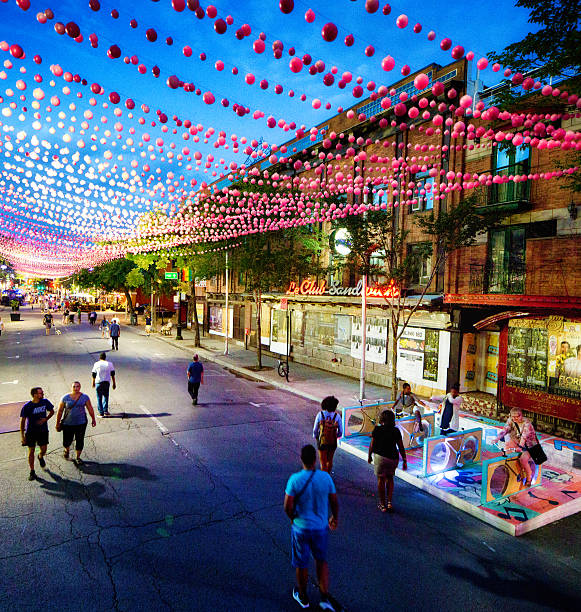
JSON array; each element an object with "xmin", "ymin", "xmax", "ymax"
[
  {"xmin": 286, "ymin": 279, "xmax": 399, "ymax": 298},
  {"xmin": 280, "ymin": 297, "xmax": 288, "ymax": 310}
]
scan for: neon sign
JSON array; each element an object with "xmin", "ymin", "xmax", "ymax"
[{"xmin": 286, "ymin": 279, "xmax": 400, "ymax": 298}]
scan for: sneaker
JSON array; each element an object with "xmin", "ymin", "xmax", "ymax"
[
  {"xmin": 75, "ymin": 457, "xmax": 84, "ymax": 466},
  {"xmin": 319, "ymin": 595, "xmax": 337, "ymax": 611},
  {"xmin": 104, "ymin": 411, "xmax": 110, "ymax": 417},
  {"xmin": 38, "ymin": 455, "xmax": 46, "ymax": 468},
  {"xmin": 97, "ymin": 414, "xmax": 104, "ymax": 418},
  {"xmin": 293, "ymin": 588, "xmax": 309, "ymax": 609},
  {"xmin": 193, "ymin": 399, "xmax": 198, "ymax": 405},
  {"xmin": 28, "ymin": 470, "xmax": 36, "ymax": 481}
]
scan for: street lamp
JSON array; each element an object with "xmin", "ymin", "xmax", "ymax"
[{"xmin": 176, "ymin": 287, "xmax": 183, "ymax": 340}]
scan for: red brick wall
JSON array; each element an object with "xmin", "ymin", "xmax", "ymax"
[{"xmin": 526, "ymin": 236, "xmax": 581, "ymax": 297}]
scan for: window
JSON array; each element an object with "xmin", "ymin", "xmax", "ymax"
[
  {"xmin": 408, "ymin": 243, "xmax": 433, "ymax": 287},
  {"xmin": 492, "ymin": 144, "xmax": 530, "ymax": 204},
  {"xmin": 488, "ymin": 226, "xmax": 526, "ymax": 294},
  {"xmin": 411, "ymin": 172, "xmax": 434, "ymax": 212},
  {"xmin": 371, "ymin": 183, "xmax": 390, "ymax": 208}
]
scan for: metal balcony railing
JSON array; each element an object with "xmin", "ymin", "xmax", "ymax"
[{"xmin": 469, "ymin": 260, "xmax": 526, "ymax": 295}]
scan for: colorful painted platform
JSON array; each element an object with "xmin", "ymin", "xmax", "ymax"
[{"xmin": 339, "ymin": 406, "xmax": 581, "ymax": 536}]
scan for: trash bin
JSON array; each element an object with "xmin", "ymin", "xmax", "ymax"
[{"xmin": 130, "ymin": 313, "xmax": 138, "ymax": 326}]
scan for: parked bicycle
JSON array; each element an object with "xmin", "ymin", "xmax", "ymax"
[{"xmin": 277, "ymin": 358, "xmax": 289, "ymax": 381}]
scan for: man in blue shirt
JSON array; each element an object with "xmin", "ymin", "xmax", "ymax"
[
  {"xmin": 20, "ymin": 387, "xmax": 54, "ymax": 481},
  {"xmin": 186, "ymin": 354, "xmax": 204, "ymax": 405},
  {"xmin": 284, "ymin": 445, "xmax": 339, "ymax": 611}
]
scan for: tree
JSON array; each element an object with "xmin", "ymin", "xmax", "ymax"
[
  {"xmin": 334, "ymin": 197, "xmax": 502, "ymax": 397},
  {"xmin": 487, "ymin": 0, "xmax": 581, "ymax": 90},
  {"xmin": 232, "ymin": 226, "xmax": 326, "ymax": 369}
]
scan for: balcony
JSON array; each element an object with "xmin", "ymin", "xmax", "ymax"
[
  {"xmin": 469, "ymin": 261, "xmax": 526, "ymax": 295},
  {"xmin": 474, "ymin": 161, "xmax": 531, "ymax": 213}
]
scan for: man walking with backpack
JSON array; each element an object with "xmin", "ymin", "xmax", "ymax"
[{"xmin": 312, "ymin": 396, "xmax": 343, "ymax": 473}]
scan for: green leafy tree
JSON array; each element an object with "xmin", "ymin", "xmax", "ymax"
[{"xmin": 335, "ymin": 198, "xmax": 502, "ymax": 397}]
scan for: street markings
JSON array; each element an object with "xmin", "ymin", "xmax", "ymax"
[
  {"xmin": 6, "ymin": 355, "xmax": 20, "ymax": 359},
  {"xmin": 249, "ymin": 402, "xmax": 264, "ymax": 407},
  {"xmin": 139, "ymin": 404, "xmax": 169, "ymax": 434},
  {"xmin": 1, "ymin": 380, "xmax": 18, "ymax": 385}
]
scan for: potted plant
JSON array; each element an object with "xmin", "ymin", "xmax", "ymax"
[{"xmin": 10, "ymin": 299, "xmax": 21, "ymax": 321}]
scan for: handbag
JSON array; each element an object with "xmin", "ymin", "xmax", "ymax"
[
  {"xmin": 56, "ymin": 396, "xmax": 81, "ymax": 432},
  {"xmin": 515, "ymin": 422, "xmax": 547, "ymax": 465}
]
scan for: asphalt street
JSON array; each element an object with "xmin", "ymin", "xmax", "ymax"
[{"xmin": 1, "ymin": 311, "xmax": 580, "ymax": 612}]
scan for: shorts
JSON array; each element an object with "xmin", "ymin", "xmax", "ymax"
[
  {"xmin": 25, "ymin": 430, "xmax": 49, "ymax": 448},
  {"xmin": 373, "ymin": 454, "xmax": 398, "ymax": 478},
  {"xmin": 291, "ymin": 526, "xmax": 329, "ymax": 568},
  {"xmin": 317, "ymin": 443, "xmax": 337, "ymax": 452}
]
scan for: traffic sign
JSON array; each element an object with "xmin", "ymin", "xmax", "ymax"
[{"xmin": 165, "ymin": 272, "xmax": 179, "ymax": 280}]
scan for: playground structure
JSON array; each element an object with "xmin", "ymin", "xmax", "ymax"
[{"xmin": 339, "ymin": 402, "xmax": 581, "ymax": 535}]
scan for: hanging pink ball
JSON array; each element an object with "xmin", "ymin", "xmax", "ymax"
[
  {"xmin": 279, "ymin": 0, "xmax": 294, "ymax": 14},
  {"xmin": 427, "ymin": 30, "xmax": 436, "ymax": 41},
  {"xmin": 172, "ymin": 0, "xmax": 186, "ymax": 10},
  {"xmin": 382, "ymin": 55, "xmax": 395, "ymax": 71},
  {"xmin": 253, "ymin": 39, "xmax": 265, "ymax": 53},
  {"xmin": 344, "ymin": 34, "xmax": 355, "ymax": 47},
  {"xmin": 10, "ymin": 44, "xmax": 24, "ymax": 59},
  {"xmin": 17, "ymin": 0, "xmax": 31, "ymax": 10},
  {"xmin": 322, "ymin": 22, "xmax": 338, "ymax": 42},
  {"xmin": 146, "ymin": 29, "xmax": 158, "ymax": 42},
  {"xmin": 353, "ymin": 85, "xmax": 364, "ymax": 98},
  {"xmin": 183, "ymin": 46, "xmax": 192, "ymax": 57},
  {"xmin": 214, "ymin": 19, "xmax": 227, "ymax": 34},
  {"xmin": 108, "ymin": 45, "xmax": 121, "ymax": 59},
  {"xmin": 413, "ymin": 23, "xmax": 422, "ymax": 33},
  {"xmin": 492, "ymin": 63, "xmax": 501, "ymax": 72},
  {"xmin": 451, "ymin": 45, "xmax": 464, "ymax": 59},
  {"xmin": 366, "ymin": 0, "xmax": 379, "ymax": 13},
  {"xmin": 215, "ymin": 60, "xmax": 224, "ymax": 71},
  {"xmin": 396, "ymin": 14, "xmax": 408, "ymax": 28},
  {"xmin": 414, "ymin": 73, "xmax": 429, "ymax": 90},
  {"xmin": 365, "ymin": 45, "xmax": 375, "ymax": 57},
  {"xmin": 401, "ymin": 65, "xmax": 411, "ymax": 76},
  {"xmin": 440, "ymin": 38, "xmax": 452, "ymax": 51},
  {"xmin": 206, "ymin": 5, "xmax": 217, "ymax": 18},
  {"xmin": 459, "ymin": 95, "xmax": 472, "ymax": 108},
  {"xmin": 466, "ymin": 51, "xmax": 474, "ymax": 61},
  {"xmin": 289, "ymin": 57, "xmax": 303, "ymax": 73},
  {"xmin": 312, "ymin": 98, "xmax": 321, "ymax": 109},
  {"xmin": 245, "ymin": 73, "xmax": 255, "ymax": 84},
  {"xmin": 432, "ymin": 82, "xmax": 444, "ymax": 96},
  {"xmin": 305, "ymin": 8, "xmax": 315, "ymax": 22},
  {"xmin": 200, "ymin": 52, "xmax": 206, "ymax": 60},
  {"xmin": 476, "ymin": 57, "xmax": 488, "ymax": 70}
]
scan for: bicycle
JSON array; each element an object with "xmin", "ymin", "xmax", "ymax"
[
  {"xmin": 277, "ymin": 358, "xmax": 289, "ymax": 381},
  {"xmin": 487, "ymin": 442, "xmax": 536, "ymax": 499},
  {"xmin": 427, "ymin": 430, "xmax": 480, "ymax": 473}
]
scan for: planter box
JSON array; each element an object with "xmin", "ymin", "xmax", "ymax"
[{"xmin": 10, "ymin": 313, "xmax": 21, "ymax": 321}]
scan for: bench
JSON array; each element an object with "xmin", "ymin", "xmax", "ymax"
[{"xmin": 160, "ymin": 321, "xmax": 173, "ymax": 336}]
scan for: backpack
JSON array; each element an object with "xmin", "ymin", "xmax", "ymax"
[{"xmin": 318, "ymin": 411, "xmax": 339, "ymax": 446}]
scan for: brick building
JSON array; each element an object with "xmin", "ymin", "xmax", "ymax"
[{"xmin": 198, "ymin": 59, "xmax": 580, "ymax": 433}]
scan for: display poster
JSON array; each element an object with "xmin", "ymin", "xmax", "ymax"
[
  {"xmin": 397, "ymin": 326, "xmax": 450, "ymax": 390},
  {"xmin": 508, "ymin": 317, "xmax": 581, "ymax": 398},
  {"xmin": 189, "ymin": 303, "xmax": 204, "ymax": 328},
  {"xmin": 260, "ymin": 303, "xmax": 271, "ymax": 345},
  {"xmin": 209, "ymin": 306, "xmax": 233, "ymax": 338},
  {"xmin": 459, "ymin": 332, "xmax": 477, "ymax": 392},
  {"xmin": 270, "ymin": 309, "xmax": 289, "ymax": 355},
  {"xmin": 484, "ymin": 331, "xmax": 499, "ymax": 395},
  {"xmin": 351, "ymin": 316, "xmax": 388, "ymax": 364},
  {"xmin": 335, "ymin": 315, "xmax": 352, "ymax": 354}
]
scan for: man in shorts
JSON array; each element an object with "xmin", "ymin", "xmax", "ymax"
[
  {"xmin": 43, "ymin": 311, "xmax": 53, "ymax": 335},
  {"xmin": 284, "ymin": 444, "xmax": 339, "ymax": 611},
  {"xmin": 20, "ymin": 387, "xmax": 54, "ymax": 481}
]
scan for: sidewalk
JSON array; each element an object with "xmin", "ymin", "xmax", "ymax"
[{"xmin": 133, "ymin": 321, "xmax": 391, "ymax": 409}]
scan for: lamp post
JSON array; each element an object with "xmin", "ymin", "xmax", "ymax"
[
  {"xmin": 224, "ymin": 251, "xmax": 229, "ymax": 355},
  {"xmin": 176, "ymin": 288, "xmax": 183, "ymax": 340}
]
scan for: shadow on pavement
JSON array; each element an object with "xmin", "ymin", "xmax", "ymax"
[
  {"xmin": 445, "ymin": 557, "xmax": 581, "ymax": 611},
  {"xmin": 36, "ymin": 470, "xmax": 114, "ymax": 508},
  {"xmin": 76, "ymin": 461, "xmax": 157, "ymax": 481}
]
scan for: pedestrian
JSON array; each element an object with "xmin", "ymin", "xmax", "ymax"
[
  {"xmin": 91, "ymin": 352, "xmax": 116, "ymax": 417},
  {"xmin": 20, "ymin": 387, "xmax": 55, "ymax": 481},
  {"xmin": 89, "ymin": 310, "xmax": 97, "ymax": 326},
  {"xmin": 42, "ymin": 311, "xmax": 53, "ymax": 335},
  {"xmin": 392, "ymin": 382, "xmax": 427, "ymax": 418},
  {"xmin": 186, "ymin": 354, "xmax": 204, "ymax": 405},
  {"xmin": 438, "ymin": 383, "xmax": 463, "ymax": 435},
  {"xmin": 367, "ymin": 410, "xmax": 407, "ymax": 512},
  {"xmin": 62, "ymin": 308, "xmax": 69, "ymax": 325},
  {"xmin": 77, "ymin": 306, "xmax": 82, "ymax": 323},
  {"xmin": 313, "ymin": 396, "xmax": 343, "ymax": 473},
  {"xmin": 145, "ymin": 313, "xmax": 152, "ymax": 337},
  {"xmin": 55, "ymin": 381, "xmax": 96, "ymax": 465},
  {"xmin": 491, "ymin": 407, "xmax": 537, "ymax": 487},
  {"xmin": 100, "ymin": 316, "xmax": 110, "ymax": 338},
  {"xmin": 284, "ymin": 444, "xmax": 339, "ymax": 611},
  {"xmin": 109, "ymin": 319, "xmax": 120, "ymax": 350},
  {"xmin": 68, "ymin": 311, "xmax": 75, "ymax": 325},
  {"xmin": 0, "ymin": 315, "xmax": 4, "ymax": 337}
]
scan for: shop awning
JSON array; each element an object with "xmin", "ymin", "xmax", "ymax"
[{"xmin": 474, "ymin": 311, "xmax": 531, "ymax": 330}]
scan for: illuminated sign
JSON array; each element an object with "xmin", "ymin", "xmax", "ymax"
[
  {"xmin": 165, "ymin": 271, "xmax": 179, "ymax": 280},
  {"xmin": 286, "ymin": 279, "xmax": 399, "ymax": 298}
]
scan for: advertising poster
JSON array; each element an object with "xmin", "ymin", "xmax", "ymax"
[
  {"xmin": 270, "ymin": 309, "xmax": 289, "ymax": 355},
  {"xmin": 396, "ymin": 327, "xmax": 425, "ymax": 381},
  {"xmin": 459, "ymin": 332, "xmax": 477, "ymax": 392},
  {"xmin": 209, "ymin": 306, "xmax": 233, "ymax": 338},
  {"xmin": 351, "ymin": 316, "xmax": 388, "ymax": 364},
  {"xmin": 260, "ymin": 303, "xmax": 271, "ymax": 346},
  {"xmin": 484, "ymin": 332, "xmax": 499, "ymax": 395}
]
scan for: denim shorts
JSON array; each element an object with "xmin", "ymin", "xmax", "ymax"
[{"xmin": 291, "ymin": 525, "xmax": 329, "ymax": 568}]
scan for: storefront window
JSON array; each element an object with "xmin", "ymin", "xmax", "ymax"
[{"xmin": 303, "ymin": 311, "xmax": 353, "ymax": 355}]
